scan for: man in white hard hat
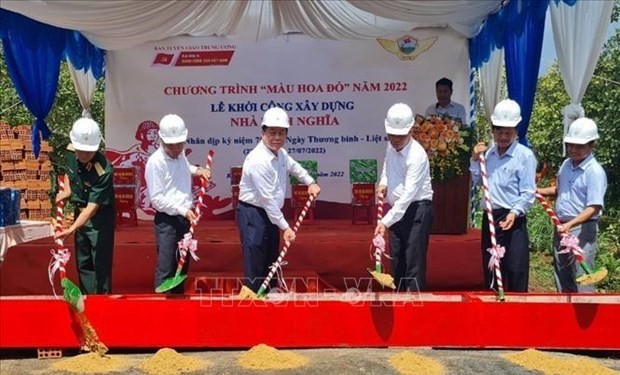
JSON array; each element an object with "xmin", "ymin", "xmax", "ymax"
[
  {"xmin": 55, "ymin": 118, "xmax": 116, "ymax": 294},
  {"xmin": 375, "ymin": 103, "xmax": 434, "ymax": 291},
  {"xmin": 145, "ymin": 114, "xmax": 211, "ymax": 294},
  {"xmin": 537, "ymin": 117, "xmax": 607, "ymax": 292},
  {"xmin": 237, "ymin": 107, "xmax": 321, "ymax": 293},
  {"xmin": 470, "ymin": 99, "xmax": 537, "ymax": 292}
]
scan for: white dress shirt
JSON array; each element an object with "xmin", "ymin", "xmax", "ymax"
[
  {"xmin": 145, "ymin": 146, "xmax": 198, "ymax": 217},
  {"xmin": 379, "ymin": 139, "xmax": 433, "ymax": 227},
  {"xmin": 239, "ymin": 141, "xmax": 314, "ymax": 230}
]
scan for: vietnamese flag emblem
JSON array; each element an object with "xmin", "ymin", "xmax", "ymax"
[{"xmin": 152, "ymin": 53, "xmax": 175, "ymax": 66}]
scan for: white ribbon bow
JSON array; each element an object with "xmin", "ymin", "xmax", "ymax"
[
  {"xmin": 178, "ymin": 232, "xmax": 199, "ymax": 261},
  {"xmin": 270, "ymin": 260, "xmax": 289, "ymax": 292},
  {"xmin": 560, "ymin": 233, "xmax": 583, "ymax": 262},
  {"xmin": 486, "ymin": 244, "xmax": 506, "ymax": 289},
  {"xmin": 48, "ymin": 248, "xmax": 70, "ymax": 298}
]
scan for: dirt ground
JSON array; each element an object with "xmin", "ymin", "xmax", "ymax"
[{"xmin": 1, "ymin": 347, "xmax": 619, "ymax": 375}]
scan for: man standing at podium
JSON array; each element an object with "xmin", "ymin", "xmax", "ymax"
[{"xmin": 375, "ymin": 103, "xmax": 434, "ymax": 292}]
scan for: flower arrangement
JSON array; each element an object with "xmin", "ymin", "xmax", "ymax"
[{"xmin": 411, "ymin": 114, "xmax": 472, "ymax": 182}]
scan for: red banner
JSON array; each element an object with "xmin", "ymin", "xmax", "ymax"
[
  {"xmin": 175, "ymin": 51, "xmax": 235, "ymax": 67},
  {"xmin": 351, "ymin": 183, "xmax": 375, "ymax": 206},
  {"xmin": 113, "ymin": 167, "xmax": 137, "ymax": 186},
  {"xmin": 115, "ymin": 187, "xmax": 137, "ymax": 210}
]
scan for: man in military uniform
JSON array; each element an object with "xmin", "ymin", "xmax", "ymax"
[{"xmin": 55, "ymin": 118, "xmax": 116, "ymax": 294}]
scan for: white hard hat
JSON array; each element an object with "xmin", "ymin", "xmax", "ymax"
[
  {"xmin": 564, "ymin": 117, "xmax": 599, "ymax": 144},
  {"xmin": 70, "ymin": 118, "xmax": 101, "ymax": 151},
  {"xmin": 262, "ymin": 107, "xmax": 290, "ymax": 128},
  {"xmin": 384, "ymin": 103, "xmax": 414, "ymax": 135},
  {"xmin": 158, "ymin": 114, "xmax": 188, "ymax": 144},
  {"xmin": 491, "ymin": 99, "xmax": 522, "ymax": 127}
]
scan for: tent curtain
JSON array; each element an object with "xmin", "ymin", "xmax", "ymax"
[
  {"xmin": 67, "ymin": 62, "xmax": 98, "ymax": 119},
  {"xmin": 1, "ymin": 11, "xmax": 65, "ymax": 157},
  {"xmin": 504, "ymin": 0, "xmax": 548, "ymax": 147},
  {"xmin": 550, "ymin": 0, "xmax": 613, "ymax": 147},
  {"xmin": 480, "ymin": 48, "xmax": 505, "ymax": 132},
  {"xmin": 0, "ymin": 0, "xmax": 501, "ymax": 50}
]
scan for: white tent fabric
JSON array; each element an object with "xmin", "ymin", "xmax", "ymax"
[
  {"xmin": 67, "ymin": 62, "xmax": 97, "ymax": 119},
  {"xmin": 1, "ymin": 0, "xmax": 501, "ymax": 50},
  {"xmin": 479, "ymin": 48, "xmax": 504, "ymax": 134},
  {"xmin": 550, "ymin": 0, "xmax": 614, "ymax": 146}
]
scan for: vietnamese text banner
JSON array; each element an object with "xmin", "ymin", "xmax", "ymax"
[{"xmin": 105, "ymin": 29, "xmax": 469, "ymax": 218}]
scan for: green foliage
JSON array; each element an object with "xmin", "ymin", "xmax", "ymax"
[{"xmin": 0, "ymin": 43, "xmax": 104, "ymax": 188}]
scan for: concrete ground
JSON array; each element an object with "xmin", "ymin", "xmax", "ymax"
[{"xmin": 1, "ymin": 347, "xmax": 619, "ymax": 374}]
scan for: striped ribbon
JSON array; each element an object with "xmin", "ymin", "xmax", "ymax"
[
  {"xmin": 48, "ymin": 176, "xmax": 70, "ymax": 296},
  {"xmin": 479, "ymin": 153, "xmax": 505, "ymax": 298},
  {"xmin": 373, "ymin": 194, "xmax": 384, "ymax": 268},
  {"xmin": 469, "ymin": 66, "xmax": 478, "ymax": 226},
  {"xmin": 260, "ymin": 194, "xmax": 315, "ymax": 293},
  {"xmin": 535, "ymin": 193, "xmax": 584, "ymax": 262},
  {"xmin": 176, "ymin": 150, "xmax": 215, "ymax": 269}
]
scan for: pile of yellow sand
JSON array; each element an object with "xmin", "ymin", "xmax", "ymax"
[
  {"xmin": 502, "ymin": 349, "xmax": 618, "ymax": 375},
  {"xmin": 140, "ymin": 348, "xmax": 207, "ymax": 375},
  {"xmin": 389, "ymin": 351, "xmax": 445, "ymax": 375},
  {"xmin": 50, "ymin": 353, "xmax": 126, "ymax": 374},
  {"xmin": 238, "ymin": 344, "xmax": 309, "ymax": 370}
]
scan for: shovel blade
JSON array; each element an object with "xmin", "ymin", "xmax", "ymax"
[
  {"xmin": 156, "ymin": 274, "xmax": 187, "ymax": 293},
  {"xmin": 576, "ymin": 267, "xmax": 608, "ymax": 285},
  {"xmin": 237, "ymin": 285, "xmax": 259, "ymax": 300},
  {"xmin": 61, "ymin": 278, "xmax": 85, "ymax": 313},
  {"xmin": 368, "ymin": 269, "xmax": 396, "ymax": 289}
]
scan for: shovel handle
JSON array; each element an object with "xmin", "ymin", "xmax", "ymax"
[
  {"xmin": 256, "ymin": 194, "xmax": 315, "ymax": 297},
  {"xmin": 479, "ymin": 154, "xmax": 505, "ymax": 300},
  {"xmin": 535, "ymin": 193, "xmax": 586, "ymax": 264},
  {"xmin": 174, "ymin": 150, "xmax": 215, "ymax": 274}
]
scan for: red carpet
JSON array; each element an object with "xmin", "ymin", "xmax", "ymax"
[{"xmin": 0, "ymin": 220, "xmax": 484, "ymax": 295}]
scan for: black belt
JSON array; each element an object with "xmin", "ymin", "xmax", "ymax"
[{"xmin": 413, "ymin": 200, "xmax": 432, "ymax": 206}]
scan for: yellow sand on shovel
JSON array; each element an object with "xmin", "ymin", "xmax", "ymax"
[
  {"xmin": 577, "ymin": 267, "xmax": 608, "ymax": 285},
  {"xmin": 238, "ymin": 285, "xmax": 258, "ymax": 300},
  {"xmin": 368, "ymin": 269, "xmax": 396, "ymax": 289}
]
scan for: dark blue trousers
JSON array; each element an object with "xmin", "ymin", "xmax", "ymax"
[
  {"xmin": 154, "ymin": 212, "xmax": 191, "ymax": 294},
  {"xmin": 389, "ymin": 200, "xmax": 434, "ymax": 292},
  {"xmin": 481, "ymin": 208, "xmax": 529, "ymax": 292},
  {"xmin": 236, "ymin": 201, "xmax": 280, "ymax": 293}
]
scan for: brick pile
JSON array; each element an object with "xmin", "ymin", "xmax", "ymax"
[{"xmin": 0, "ymin": 122, "xmax": 53, "ymax": 221}]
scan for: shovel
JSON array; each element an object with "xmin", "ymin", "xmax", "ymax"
[
  {"xmin": 156, "ymin": 150, "xmax": 214, "ymax": 293},
  {"xmin": 368, "ymin": 194, "xmax": 395, "ymax": 289},
  {"xmin": 49, "ymin": 176, "xmax": 85, "ymax": 313},
  {"xmin": 239, "ymin": 194, "xmax": 315, "ymax": 299},
  {"xmin": 479, "ymin": 154, "xmax": 506, "ymax": 301},
  {"xmin": 535, "ymin": 193, "xmax": 608, "ymax": 285},
  {"xmin": 49, "ymin": 176, "xmax": 107, "ymax": 355}
]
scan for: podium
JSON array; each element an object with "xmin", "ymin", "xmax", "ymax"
[{"xmin": 430, "ymin": 171, "xmax": 471, "ymax": 234}]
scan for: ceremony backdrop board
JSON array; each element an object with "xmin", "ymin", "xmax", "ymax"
[{"xmin": 105, "ymin": 28, "xmax": 470, "ymax": 223}]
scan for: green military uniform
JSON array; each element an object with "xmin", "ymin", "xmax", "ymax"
[{"xmin": 65, "ymin": 145, "xmax": 116, "ymax": 294}]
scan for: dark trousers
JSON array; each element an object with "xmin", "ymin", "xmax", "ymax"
[
  {"xmin": 481, "ymin": 208, "xmax": 529, "ymax": 292},
  {"xmin": 154, "ymin": 212, "xmax": 191, "ymax": 294},
  {"xmin": 389, "ymin": 200, "xmax": 433, "ymax": 292},
  {"xmin": 75, "ymin": 224, "xmax": 115, "ymax": 295},
  {"xmin": 236, "ymin": 201, "xmax": 280, "ymax": 293}
]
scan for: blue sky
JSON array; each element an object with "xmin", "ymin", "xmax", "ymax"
[{"xmin": 539, "ymin": 12, "xmax": 619, "ymax": 76}]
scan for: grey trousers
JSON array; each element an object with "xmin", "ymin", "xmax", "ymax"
[{"xmin": 553, "ymin": 220, "xmax": 599, "ymax": 293}]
